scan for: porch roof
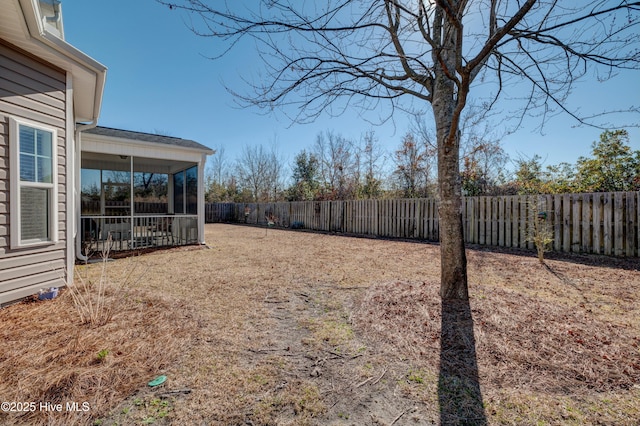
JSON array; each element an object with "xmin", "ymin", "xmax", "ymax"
[
  {"xmin": 80, "ymin": 126, "xmax": 213, "ymax": 171},
  {"xmin": 84, "ymin": 126, "xmax": 213, "ymax": 153}
]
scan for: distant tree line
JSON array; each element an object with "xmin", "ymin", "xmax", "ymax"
[
  {"xmin": 513, "ymin": 130, "xmax": 640, "ymax": 194},
  {"xmin": 205, "ymin": 128, "xmax": 638, "ymax": 203}
]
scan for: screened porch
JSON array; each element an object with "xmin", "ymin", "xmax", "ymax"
[{"xmin": 78, "ymin": 127, "xmax": 212, "ymax": 256}]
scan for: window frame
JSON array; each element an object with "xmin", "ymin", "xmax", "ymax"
[{"xmin": 9, "ymin": 117, "xmax": 59, "ymax": 248}]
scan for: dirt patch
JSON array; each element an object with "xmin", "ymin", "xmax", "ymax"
[
  {"xmin": 240, "ymin": 283, "xmax": 435, "ymax": 425},
  {"xmin": 1, "ymin": 224, "xmax": 639, "ymax": 425}
]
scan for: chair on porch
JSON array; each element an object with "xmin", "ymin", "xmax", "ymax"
[
  {"xmin": 171, "ymin": 216, "xmax": 198, "ymax": 245},
  {"xmin": 153, "ymin": 216, "xmax": 175, "ymax": 247}
]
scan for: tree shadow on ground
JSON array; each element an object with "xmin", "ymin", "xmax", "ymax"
[{"xmin": 438, "ymin": 299, "xmax": 487, "ymax": 425}]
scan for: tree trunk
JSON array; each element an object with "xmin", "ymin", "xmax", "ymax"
[
  {"xmin": 436, "ymin": 124, "xmax": 468, "ymax": 300},
  {"xmin": 432, "ymin": 17, "xmax": 469, "ymax": 300}
]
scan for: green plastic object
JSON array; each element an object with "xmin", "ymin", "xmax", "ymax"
[{"xmin": 148, "ymin": 375, "xmax": 167, "ymax": 387}]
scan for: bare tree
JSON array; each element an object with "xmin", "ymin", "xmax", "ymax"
[
  {"xmin": 207, "ymin": 145, "xmax": 228, "ymax": 188},
  {"xmin": 393, "ymin": 132, "xmax": 434, "ymax": 197},
  {"xmin": 461, "ymin": 139, "xmax": 508, "ymax": 195},
  {"xmin": 314, "ymin": 130, "xmax": 355, "ymax": 199},
  {"xmin": 235, "ymin": 144, "xmax": 283, "ymax": 202},
  {"xmin": 358, "ymin": 130, "xmax": 387, "ymax": 199},
  {"xmin": 459, "ymin": 116, "xmax": 509, "ymax": 195},
  {"xmin": 206, "ymin": 145, "xmax": 245, "ymax": 202},
  {"xmin": 161, "ymin": 0, "xmax": 640, "ymax": 300}
]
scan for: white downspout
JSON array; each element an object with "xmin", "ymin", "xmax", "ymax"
[
  {"xmin": 130, "ymin": 155, "xmax": 134, "ymax": 249},
  {"xmin": 198, "ymin": 153, "xmax": 207, "ymax": 244},
  {"xmin": 66, "ymin": 73, "xmax": 76, "ymax": 283}
]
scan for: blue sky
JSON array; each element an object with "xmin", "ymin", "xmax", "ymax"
[{"xmin": 61, "ymin": 0, "xmax": 639, "ymax": 177}]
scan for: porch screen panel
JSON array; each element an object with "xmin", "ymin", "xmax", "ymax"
[
  {"xmin": 174, "ymin": 171, "xmax": 184, "ymax": 214},
  {"xmin": 103, "ymin": 171, "xmax": 131, "ymax": 216},
  {"xmin": 81, "ymin": 168, "xmax": 101, "ymax": 215},
  {"xmin": 186, "ymin": 166, "xmax": 197, "ymax": 214}
]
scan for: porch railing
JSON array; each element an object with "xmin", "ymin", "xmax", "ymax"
[{"xmin": 80, "ymin": 215, "xmax": 198, "ymax": 254}]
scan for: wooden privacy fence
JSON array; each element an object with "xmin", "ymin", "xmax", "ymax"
[{"xmin": 205, "ymin": 192, "xmax": 640, "ymax": 257}]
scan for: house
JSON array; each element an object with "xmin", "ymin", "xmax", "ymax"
[{"xmin": 0, "ymin": 0, "xmax": 213, "ymax": 305}]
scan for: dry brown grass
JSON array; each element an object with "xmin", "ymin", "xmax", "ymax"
[
  {"xmin": 355, "ymin": 279, "xmax": 639, "ymax": 392},
  {"xmin": 0, "ymin": 277, "xmax": 198, "ymax": 425},
  {"xmin": 1, "ymin": 224, "xmax": 639, "ymax": 425}
]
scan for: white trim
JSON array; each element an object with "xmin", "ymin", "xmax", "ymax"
[
  {"xmin": 130, "ymin": 155, "xmax": 134, "ymax": 245},
  {"xmin": 81, "ymin": 134, "xmax": 212, "ymax": 160},
  {"xmin": 198, "ymin": 154, "xmax": 206, "ymax": 244},
  {"xmin": 9, "ymin": 116, "xmax": 59, "ymax": 249}
]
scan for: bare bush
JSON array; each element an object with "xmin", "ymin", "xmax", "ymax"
[{"xmin": 67, "ymin": 235, "xmax": 144, "ymax": 326}]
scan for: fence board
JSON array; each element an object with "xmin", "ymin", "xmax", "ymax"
[
  {"xmin": 409, "ymin": 199, "xmax": 415, "ymax": 238},
  {"xmin": 552, "ymin": 195, "xmax": 561, "ymax": 251},
  {"xmin": 400, "ymin": 200, "xmax": 407, "ymax": 238},
  {"xmin": 497, "ymin": 197, "xmax": 504, "ymax": 247},
  {"xmin": 379, "ymin": 200, "xmax": 386, "ymax": 237},
  {"xmin": 494, "ymin": 197, "xmax": 499, "ymax": 246},
  {"xmin": 418, "ymin": 199, "xmax": 424, "ymax": 239},
  {"xmin": 399, "ymin": 199, "xmax": 405, "ymax": 238},
  {"xmin": 504, "ymin": 196, "xmax": 512, "ymax": 248},
  {"xmin": 396, "ymin": 200, "xmax": 402, "ymax": 237},
  {"xmin": 626, "ymin": 193, "xmax": 636, "ymax": 256},
  {"xmin": 572, "ymin": 195, "xmax": 581, "ymax": 253},
  {"xmin": 561, "ymin": 194, "xmax": 570, "ymax": 253},
  {"xmin": 401, "ymin": 200, "xmax": 407, "ymax": 237},
  {"xmin": 479, "ymin": 197, "xmax": 486, "ymax": 245},
  {"xmin": 510, "ymin": 196, "xmax": 518, "ymax": 248},
  {"xmin": 528, "ymin": 196, "xmax": 536, "ymax": 250},
  {"xmin": 522, "ymin": 196, "xmax": 530, "ymax": 249},
  {"xmin": 469, "ymin": 197, "xmax": 475, "ymax": 242},
  {"xmin": 382, "ymin": 199, "xmax": 388, "ymax": 237},
  {"xmin": 614, "ymin": 193, "xmax": 624, "ymax": 256},
  {"xmin": 544, "ymin": 194, "xmax": 553, "ymax": 251},
  {"xmin": 418, "ymin": 199, "xmax": 425, "ymax": 240},
  {"xmin": 386, "ymin": 200, "xmax": 393, "ymax": 237},
  {"xmin": 603, "ymin": 193, "xmax": 613, "ymax": 255},
  {"xmin": 592, "ymin": 193, "xmax": 602, "ymax": 254},
  {"xmin": 581, "ymin": 194, "xmax": 591, "ymax": 253}
]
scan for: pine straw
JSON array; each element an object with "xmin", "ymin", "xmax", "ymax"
[
  {"xmin": 352, "ymin": 280, "xmax": 640, "ymax": 394},
  {"xmin": 0, "ymin": 284, "xmax": 198, "ymax": 426}
]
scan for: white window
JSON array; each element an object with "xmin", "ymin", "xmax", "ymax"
[{"xmin": 9, "ymin": 117, "xmax": 58, "ymax": 248}]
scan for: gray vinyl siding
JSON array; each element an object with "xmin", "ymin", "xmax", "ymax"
[{"xmin": 0, "ymin": 40, "xmax": 67, "ymax": 305}]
